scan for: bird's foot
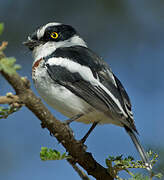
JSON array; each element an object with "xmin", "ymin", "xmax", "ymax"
[{"xmin": 79, "ymin": 122, "xmax": 98, "ymax": 144}]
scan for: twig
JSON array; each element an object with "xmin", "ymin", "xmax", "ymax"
[
  {"xmin": 0, "ymin": 41, "xmax": 8, "ymax": 51},
  {"xmin": 0, "ymin": 95, "xmax": 20, "ymax": 104},
  {"xmin": 67, "ymin": 158, "xmax": 90, "ymax": 180}
]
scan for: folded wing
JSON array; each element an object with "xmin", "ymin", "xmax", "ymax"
[{"xmin": 45, "ymin": 46, "xmax": 137, "ymax": 131}]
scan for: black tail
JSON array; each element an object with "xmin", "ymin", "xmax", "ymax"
[{"xmin": 124, "ymin": 126, "xmax": 152, "ymax": 171}]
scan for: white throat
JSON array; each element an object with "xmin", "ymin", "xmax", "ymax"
[{"xmin": 32, "ymin": 35, "xmax": 87, "ymax": 61}]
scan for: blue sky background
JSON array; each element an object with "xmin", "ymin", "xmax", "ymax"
[{"xmin": 0, "ymin": 0, "xmax": 164, "ymax": 179}]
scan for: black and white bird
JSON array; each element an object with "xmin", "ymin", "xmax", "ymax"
[{"xmin": 24, "ymin": 22, "xmax": 151, "ymax": 170}]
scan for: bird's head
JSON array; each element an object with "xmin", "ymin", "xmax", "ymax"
[{"xmin": 24, "ymin": 22, "xmax": 87, "ymax": 60}]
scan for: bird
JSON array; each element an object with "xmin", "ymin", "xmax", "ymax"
[{"xmin": 23, "ymin": 22, "xmax": 151, "ymax": 170}]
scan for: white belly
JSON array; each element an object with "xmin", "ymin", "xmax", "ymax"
[{"xmin": 32, "ymin": 65, "xmax": 122, "ymax": 126}]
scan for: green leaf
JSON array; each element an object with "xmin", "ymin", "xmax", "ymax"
[
  {"xmin": 40, "ymin": 147, "xmax": 69, "ymax": 161},
  {"xmin": 0, "ymin": 57, "xmax": 21, "ymax": 75},
  {"xmin": 154, "ymin": 173, "xmax": 163, "ymax": 179},
  {"xmin": 0, "ymin": 23, "xmax": 4, "ymax": 35},
  {"xmin": 128, "ymin": 173, "xmax": 150, "ymax": 180},
  {"xmin": 61, "ymin": 152, "xmax": 67, "ymax": 159},
  {"xmin": 106, "ymin": 158, "xmax": 112, "ymax": 168},
  {"xmin": 0, "ymin": 105, "xmax": 20, "ymax": 119}
]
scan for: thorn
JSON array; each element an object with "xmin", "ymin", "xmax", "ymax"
[
  {"xmin": 54, "ymin": 133, "xmax": 58, "ymax": 137},
  {"xmin": 21, "ymin": 77, "xmax": 31, "ymax": 89},
  {"xmin": 61, "ymin": 140, "xmax": 65, "ymax": 144},
  {"xmin": 41, "ymin": 122, "xmax": 46, "ymax": 128},
  {"xmin": 49, "ymin": 132, "xmax": 53, "ymax": 136}
]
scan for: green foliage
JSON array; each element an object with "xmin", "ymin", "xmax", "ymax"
[
  {"xmin": 40, "ymin": 147, "xmax": 163, "ymax": 179},
  {"xmin": 0, "ymin": 105, "xmax": 20, "ymax": 119},
  {"xmin": 128, "ymin": 173, "xmax": 150, "ymax": 180},
  {"xmin": 40, "ymin": 147, "xmax": 70, "ymax": 161},
  {"xmin": 0, "ymin": 23, "xmax": 21, "ymax": 74},
  {"xmin": 151, "ymin": 147, "xmax": 164, "ymax": 176},
  {"xmin": 0, "ymin": 23, "xmax": 4, "ymax": 35},
  {"xmin": 105, "ymin": 151, "xmax": 162, "ymax": 179},
  {"xmin": 128, "ymin": 172, "xmax": 163, "ymax": 180},
  {"xmin": 0, "ymin": 57, "xmax": 21, "ymax": 75}
]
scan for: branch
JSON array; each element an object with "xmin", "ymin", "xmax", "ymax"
[
  {"xmin": 0, "ymin": 55, "xmax": 113, "ymax": 180},
  {"xmin": 0, "ymin": 94, "xmax": 20, "ymax": 104},
  {"xmin": 0, "ymin": 41, "xmax": 8, "ymax": 51},
  {"xmin": 67, "ymin": 158, "xmax": 90, "ymax": 180}
]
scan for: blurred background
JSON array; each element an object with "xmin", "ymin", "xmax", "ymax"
[{"xmin": 0, "ymin": 0, "xmax": 164, "ymax": 179}]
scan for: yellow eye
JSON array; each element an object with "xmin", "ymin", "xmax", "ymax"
[{"xmin": 50, "ymin": 32, "xmax": 58, "ymax": 39}]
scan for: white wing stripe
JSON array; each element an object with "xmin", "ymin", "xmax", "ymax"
[{"xmin": 47, "ymin": 57, "xmax": 128, "ymax": 117}]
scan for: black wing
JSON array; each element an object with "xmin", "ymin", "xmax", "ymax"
[{"xmin": 45, "ymin": 46, "xmax": 136, "ymax": 131}]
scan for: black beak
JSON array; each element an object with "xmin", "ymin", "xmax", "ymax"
[
  {"xmin": 23, "ymin": 30, "xmax": 41, "ymax": 51},
  {"xmin": 23, "ymin": 38, "xmax": 41, "ymax": 51}
]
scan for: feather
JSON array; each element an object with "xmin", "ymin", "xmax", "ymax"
[{"xmin": 124, "ymin": 126, "xmax": 152, "ymax": 171}]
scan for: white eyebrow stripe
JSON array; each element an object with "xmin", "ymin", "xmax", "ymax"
[
  {"xmin": 37, "ymin": 22, "xmax": 61, "ymax": 39},
  {"xmin": 46, "ymin": 57, "xmax": 128, "ymax": 118}
]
